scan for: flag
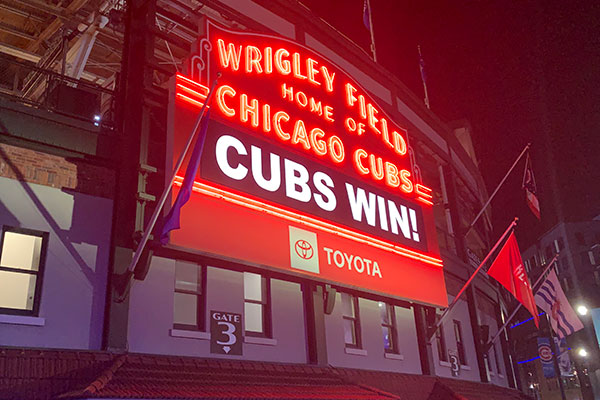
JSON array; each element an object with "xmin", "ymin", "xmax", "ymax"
[
  {"xmin": 160, "ymin": 110, "xmax": 211, "ymax": 244},
  {"xmin": 535, "ymin": 269, "xmax": 584, "ymax": 338},
  {"xmin": 522, "ymin": 153, "xmax": 541, "ymax": 220},
  {"xmin": 537, "ymin": 337, "xmax": 555, "ymax": 378},
  {"xmin": 362, "ymin": 0, "xmax": 371, "ymax": 30},
  {"xmin": 487, "ymin": 232, "xmax": 539, "ymax": 327}
]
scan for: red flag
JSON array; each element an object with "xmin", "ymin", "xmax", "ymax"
[
  {"xmin": 522, "ymin": 154, "xmax": 541, "ymax": 220},
  {"xmin": 487, "ymin": 232, "xmax": 539, "ymax": 327}
]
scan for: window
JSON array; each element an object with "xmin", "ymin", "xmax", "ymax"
[
  {"xmin": 173, "ymin": 262, "xmax": 206, "ymax": 331},
  {"xmin": 379, "ymin": 302, "xmax": 398, "ymax": 353},
  {"xmin": 436, "ymin": 325, "xmax": 448, "ymax": 362},
  {"xmin": 555, "ymin": 239, "xmax": 564, "ymax": 253},
  {"xmin": 243, "ymin": 272, "xmax": 271, "ymax": 337},
  {"xmin": 341, "ymin": 293, "xmax": 361, "ymax": 348},
  {"xmin": 524, "ymin": 259, "xmax": 530, "ymax": 273},
  {"xmin": 453, "ymin": 320, "xmax": 467, "ymax": 365},
  {"xmin": 492, "ymin": 342, "xmax": 501, "ymax": 374},
  {"xmin": 0, "ymin": 227, "xmax": 48, "ymax": 316},
  {"xmin": 545, "ymin": 245, "xmax": 554, "ymax": 261}
]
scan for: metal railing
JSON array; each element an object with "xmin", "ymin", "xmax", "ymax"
[{"xmin": 0, "ymin": 55, "xmax": 117, "ymax": 130}]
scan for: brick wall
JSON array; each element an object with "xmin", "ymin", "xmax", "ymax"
[{"xmin": 0, "ymin": 143, "xmax": 114, "ymax": 198}]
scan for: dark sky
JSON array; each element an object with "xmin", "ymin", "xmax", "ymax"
[{"xmin": 300, "ymin": 0, "xmax": 600, "ymax": 245}]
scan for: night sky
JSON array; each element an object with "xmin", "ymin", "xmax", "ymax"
[{"xmin": 300, "ymin": 0, "xmax": 600, "ymax": 246}]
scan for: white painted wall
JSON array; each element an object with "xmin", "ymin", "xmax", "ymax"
[
  {"xmin": 0, "ymin": 177, "xmax": 111, "ymax": 349},
  {"xmin": 128, "ymin": 258, "xmax": 307, "ymax": 363},
  {"xmin": 324, "ymin": 293, "xmax": 422, "ymax": 373}
]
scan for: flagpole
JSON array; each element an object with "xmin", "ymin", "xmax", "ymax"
[
  {"xmin": 464, "ymin": 144, "xmax": 530, "ymax": 239},
  {"xmin": 366, "ymin": 0, "xmax": 377, "ymax": 62},
  {"xmin": 418, "ymin": 45, "xmax": 430, "ymax": 110},
  {"xmin": 547, "ymin": 311, "xmax": 568, "ymax": 400},
  {"xmin": 484, "ymin": 253, "xmax": 559, "ymax": 351},
  {"xmin": 428, "ymin": 218, "xmax": 518, "ymax": 341},
  {"xmin": 124, "ymin": 74, "xmax": 221, "ymax": 278}
]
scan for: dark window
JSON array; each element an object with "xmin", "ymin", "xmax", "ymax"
[
  {"xmin": 173, "ymin": 262, "xmax": 206, "ymax": 331},
  {"xmin": 581, "ymin": 252, "xmax": 592, "ymax": 267},
  {"xmin": 379, "ymin": 302, "xmax": 398, "ymax": 353},
  {"xmin": 575, "ymin": 232, "xmax": 586, "ymax": 246},
  {"xmin": 555, "ymin": 239, "xmax": 564, "ymax": 252},
  {"xmin": 545, "ymin": 245, "xmax": 554, "ymax": 261},
  {"xmin": 243, "ymin": 272, "xmax": 271, "ymax": 337},
  {"xmin": 342, "ymin": 293, "xmax": 361, "ymax": 348},
  {"xmin": 453, "ymin": 320, "xmax": 467, "ymax": 365},
  {"xmin": 0, "ymin": 226, "xmax": 48, "ymax": 316},
  {"xmin": 594, "ymin": 270, "xmax": 600, "ymax": 286},
  {"xmin": 436, "ymin": 325, "xmax": 448, "ymax": 362},
  {"xmin": 532, "ymin": 255, "xmax": 538, "ymax": 268},
  {"xmin": 492, "ymin": 343, "xmax": 501, "ymax": 373}
]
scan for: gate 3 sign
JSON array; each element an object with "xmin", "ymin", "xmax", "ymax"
[
  {"xmin": 167, "ymin": 20, "xmax": 448, "ymax": 307},
  {"xmin": 210, "ymin": 310, "xmax": 242, "ymax": 355}
]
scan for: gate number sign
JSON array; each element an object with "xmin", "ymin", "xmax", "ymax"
[{"xmin": 210, "ymin": 310, "xmax": 242, "ymax": 355}]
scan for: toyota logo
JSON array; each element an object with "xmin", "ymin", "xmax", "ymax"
[{"xmin": 295, "ymin": 240, "xmax": 314, "ymax": 259}]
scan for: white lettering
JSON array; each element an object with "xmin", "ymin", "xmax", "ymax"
[
  {"xmin": 313, "ymin": 171, "xmax": 336, "ymax": 211},
  {"xmin": 345, "ymin": 183, "xmax": 377, "ymax": 226},
  {"xmin": 216, "ymin": 135, "xmax": 248, "ymax": 180},
  {"xmin": 251, "ymin": 145, "xmax": 280, "ymax": 192},
  {"xmin": 284, "ymin": 158, "xmax": 311, "ymax": 202}
]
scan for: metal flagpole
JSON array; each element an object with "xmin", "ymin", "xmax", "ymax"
[
  {"xmin": 464, "ymin": 143, "xmax": 531, "ymax": 239},
  {"xmin": 484, "ymin": 253, "xmax": 560, "ymax": 351},
  {"xmin": 366, "ymin": 0, "xmax": 377, "ymax": 62},
  {"xmin": 124, "ymin": 73, "xmax": 221, "ymax": 277},
  {"xmin": 428, "ymin": 218, "xmax": 519, "ymax": 341},
  {"xmin": 418, "ymin": 45, "xmax": 430, "ymax": 110},
  {"xmin": 547, "ymin": 312, "xmax": 568, "ymax": 400}
]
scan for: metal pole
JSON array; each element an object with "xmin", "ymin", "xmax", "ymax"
[
  {"xmin": 428, "ymin": 218, "xmax": 518, "ymax": 341},
  {"xmin": 547, "ymin": 312, "xmax": 568, "ymax": 400},
  {"xmin": 485, "ymin": 253, "xmax": 560, "ymax": 351},
  {"xmin": 464, "ymin": 144, "xmax": 530, "ymax": 239},
  {"xmin": 125, "ymin": 74, "xmax": 221, "ymax": 275},
  {"xmin": 366, "ymin": 0, "xmax": 377, "ymax": 62}
]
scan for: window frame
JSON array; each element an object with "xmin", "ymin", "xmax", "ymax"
[
  {"xmin": 436, "ymin": 324, "xmax": 448, "ymax": 362},
  {"xmin": 453, "ymin": 319, "xmax": 467, "ymax": 366},
  {"xmin": 0, "ymin": 226, "xmax": 49, "ymax": 316},
  {"xmin": 243, "ymin": 273, "xmax": 272, "ymax": 338},
  {"xmin": 173, "ymin": 263, "xmax": 207, "ymax": 332},
  {"xmin": 379, "ymin": 302, "xmax": 399, "ymax": 354},
  {"xmin": 341, "ymin": 293, "xmax": 362, "ymax": 349}
]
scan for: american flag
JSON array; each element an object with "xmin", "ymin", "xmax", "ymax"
[{"xmin": 522, "ymin": 153, "xmax": 540, "ymax": 219}]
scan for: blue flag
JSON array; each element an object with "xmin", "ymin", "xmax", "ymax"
[{"xmin": 160, "ymin": 110, "xmax": 211, "ymax": 244}]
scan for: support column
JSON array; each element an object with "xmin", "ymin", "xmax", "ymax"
[
  {"xmin": 303, "ymin": 282, "xmax": 328, "ymax": 366},
  {"xmin": 103, "ymin": 0, "xmax": 156, "ymax": 351},
  {"xmin": 414, "ymin": 304, "xmax": 435, "ymax": 375}
]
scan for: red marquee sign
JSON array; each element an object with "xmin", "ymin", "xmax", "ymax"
[{"xmin": 167, "ymin": 21, "xmax": 448, "ymax": 307}]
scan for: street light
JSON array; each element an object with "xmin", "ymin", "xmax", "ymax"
[
  {"xmin": 577, "ymin": 305, "xmax": 589, "ymax": 316},
  {"xmin": 578, "ymin": 348, "xmax": 588, "ymax": 357}
]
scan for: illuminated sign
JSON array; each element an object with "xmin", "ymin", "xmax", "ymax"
[{"xmin": 167, "ymin": 21, "xmax": 447, "ymax": 307}]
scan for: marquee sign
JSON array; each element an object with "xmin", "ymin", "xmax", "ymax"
[{"xmin": 167, "ymin": 20, "xmax": 448, "ymax": 307}]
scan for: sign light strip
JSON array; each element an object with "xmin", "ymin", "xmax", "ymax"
[{"xmin": 173, "ymin": 176, "xmax": 443, "ymax": 267}]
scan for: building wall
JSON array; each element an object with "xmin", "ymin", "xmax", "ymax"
[
  {"xmin": 128, "ymin": 257, "xmax": 307, "ymax": 363},
  {"xmin": 432, "ymin": 295, "xmax": 480, "ymax": 381},
  {"xmin": 324, "ymin": 293, "xmax": 422, "ymax": 373},
  {"xmin": 0, "ymin": 176, "xmax": 112, "ymax": 350}
]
